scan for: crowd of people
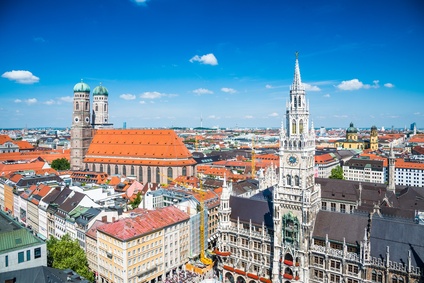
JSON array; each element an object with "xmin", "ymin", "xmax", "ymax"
[{"xmin": 163, "ymin": 270, "xmax": 200, "ymax": 283}]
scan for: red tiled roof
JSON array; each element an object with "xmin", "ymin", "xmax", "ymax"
[
  {"xmin": 14, "ymin": 140, "xmax": 35, "ymax": 150},
  {"xmin": 84, "ymin": 129, "xmax": 196, "ymax": 166},
  {"xmin": 315, "ymin": 153, "xmax": 335, "ymax": 163},
  {"xmin": 0, "ymin": 160, "xmax": 48, "ymax": 176},
  {"xmin": 98, "ymin": 206, "xmax": 189, "ymax": 241},
  {"xmin": 396, "ymin": 159, "xmax": 424, "ymax": 170},
  {"xmin": 0, "ymin": 149, "xmax": 70, "ymax": 163},
  {"xmin": 0, "ymin": 135, "xmax": 12, "ymax": 145}
]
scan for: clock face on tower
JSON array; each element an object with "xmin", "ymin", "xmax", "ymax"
[{"xmin": 287, "ymin": 154, "xmax": 298, "ymax": 166}]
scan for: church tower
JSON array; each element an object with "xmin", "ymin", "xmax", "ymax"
[
  {"xmin": 92, "ymin": 83, "xmax": 112, "ymax": 129},
  {"xmin": 71, "ymin": 81, "xmax": 93, "ymax": 170},
  {"xmin": 387, "ymin": 144, "xmax": 396, "ymax": 191},
  {"xmin": 272, "ymin": 53, "xmax": 321, "ymax": 282},
  {"xmin": 370, "ymin": 125, "xmax": 378, "ymax": 150}
]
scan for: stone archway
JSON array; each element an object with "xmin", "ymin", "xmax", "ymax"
[
  {"xmin": 236, "ymin": 276, "xmax": 246, "ymax": 283},
  {"xmin": 225, "ymin": 272, "xmax": 235, "ymax": 283}
]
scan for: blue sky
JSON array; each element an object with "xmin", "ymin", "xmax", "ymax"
[{"xmin": 1, "ymin": 0, "xmax": 423, "ymax": 129}]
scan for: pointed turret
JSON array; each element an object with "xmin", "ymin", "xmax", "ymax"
[
  {"xmin": 387, "ymin": 144, "xmax": 396, "ymax": 191},
  {"xmin": 291, "ymin": 51, "xmax": 304, "ymax": 91}
]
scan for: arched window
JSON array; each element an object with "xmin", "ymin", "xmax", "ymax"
[
  {"xmin": 123, "ymin": 165, "xmax": 126, "ymax": 176},
  {"xmin": 298, "ymin": 96, "xmax": 301, "ymax": 107},
  {"xmin": 131, "ymin": 165, "xmax": 135, "ymax": 176},
  {"xmin": 75, "ymin": 102, "xmax": 79, "ymax": 110},
  {"xmin": 100, "ymin": 164, "xmax": 103, "ymax": 172},
  {"xmin": 286, "ymin": 175, "xmax": 291, "ymax": 186},
  {"xmin": 107, "ymin": 164, "xmax": 111, "ymax": 175},
  {"xmin": 85, "ymin": 101, "xmax": 89, "ymax": 110},
  {"xmin": 182, "ymin": 166, "xmax": 187, "ymax": 176},
  {"xmin": 398, "ymin": 277, "xmax": 404, "ymax": 283},
  {"xmin": 104, "ymin": 104, "xmax": 107, "ymax": 111},
  {"xmin": 294, "ymin": 97, "xmax": 297, "ymax": 108},
  {"xmin": 295, "ymin": 175, "xmax": 299, "ymax": 186},
  {"xmin": 115, "ymin": 165, "xmax": 118, "ymax": 175},
  {"xmin": 292, "ymin": 120, "xmax": 297, "ymax": 134},
  {"xmin": 299, "ymin": 119, "xmax": 304, "ymax": 134},
  {"xmin": 139, "ymin": 166, "xmax": 143, "ymax": 182},
  {"xmin": 156, "ymin": 167, "xmax": 160, "ymax": 183},
  {"xmin": 95, "ymin": 104, "xmax": 98, "ymax": 111},
  {"xmin": 392, "ymin": 275, "xmax": 398, "ymax": 283},
  {"xmin": 147, "ymin": 167, "xmax": 151, "ymax": 183},
  {"xmin": 167, "ymin": 167, "xmax": 173, "ymax": 184}
]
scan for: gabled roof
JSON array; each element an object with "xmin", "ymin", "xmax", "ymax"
[
  {"xmin": 370, "ymin": 216, "xmax": 424, "ymax": 268},
  {"xmin": 229, "ymin": 194, "xmax": 273, "ymax": 228},
  {"xmin": 84, "ymin": 129, "xmax": 196, "ymax": 166},
  {"xmin": 0, "ymin": 134, "xmax": 12, "ymax": 145},
  {"xmin": 14, "ymin": 140, "xmax": 35, "ymax": 150},
  {"xmin": 0, "ymin": 266, "xmax": 90, "ymax": 283},
  {"xmin": 97, "ymin": 206, "xmax": 189, "ymax": 241},
  {"xmin": 313, "ymin": 210, "xmax": 368, "ymax": 245},
  {"xmin": 58, "ymin": 191, "xmax": 85, "ymax": 213}
]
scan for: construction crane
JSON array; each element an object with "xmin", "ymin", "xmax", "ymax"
[
  {"xmin": 160, "ymin": 173, "xmax": 212, "ymax": 266},
  {"xmin": 251, "ymin": 136, "xmax": 256, "ymax": 179}
]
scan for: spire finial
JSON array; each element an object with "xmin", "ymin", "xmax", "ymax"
[{"xmin": 291, "ymin": 52, "xmax": 304, "ymax": 91}]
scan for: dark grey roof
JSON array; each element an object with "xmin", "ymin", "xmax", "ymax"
[
  {"xmin": 313, "ymin": 210, "xmax": 368, "ymax": 245},
  {"xmin": 370, "ymin": 216, "xmax": 424, "ymax": 268},
  {"xmin": 316, "ymin": 178, "xmax": 359, "ymax": 202},
  {"xmin": 232, "ymin": 179, "xmax": 259, "ymax": 196},
  {"xmin": 16, "ymin": 174, "xmax": 63, "ymax": 187},
  {"xmin": 229, "ymin": 195, "xmax": 273, "ymax": 228},
  {"xmin": 0, "ymin": 266, "xmax": 90, "ymax": 283},
  {"xmin": 42, "ymin": 187, "xmax": 62, "ymax": 203},
  {"xmin": 345, "ymin": 158, "xmax": 385, "ymax": 171},
  {"xmin": 58, "ymin": 191, "xmax": 85, "ymax": 213},
  {"xmin": 75, "ymin": 207, "xmax": 101, "ymax": 226}
]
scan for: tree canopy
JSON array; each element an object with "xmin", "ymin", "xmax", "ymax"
[
  {"xmin": 128, "ymin": 192, "xmax": 142, "ymax": 209},
  {"xmin": 329, "ymin": 165, "xmax": 344, "ymax": 180},
  {"xmin": 50, "ymin": 157, "xmax": 70, "ymax": 170},
  {"xmin": 47, "ymin": 234, "xmax": 94, "ymax": 282}
]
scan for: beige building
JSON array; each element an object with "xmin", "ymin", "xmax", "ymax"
[{"xmin": 96, "ymin": 206, "xmax": 190, "ymax": 283}]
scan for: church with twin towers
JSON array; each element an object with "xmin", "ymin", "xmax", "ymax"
[{"xmin": 69, "ymin": 54, "xmax": 423, "ymax": 283}]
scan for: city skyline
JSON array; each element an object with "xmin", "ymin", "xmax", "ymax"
[{"xmin": 1, "ymin": 0, "xmax": 423, "ymax": 129}]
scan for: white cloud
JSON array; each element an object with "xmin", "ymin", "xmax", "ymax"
[
  {"xmin": 336, "ymin": 79, "xmax": 364, "ymax": 90},
  {"xmin": 189, "ymin": 53, "xmax": 218, "ymax": 66},
  {"xmin": 59, "ymin": 96, "xmax": 73, "ymax": 103},
  {"xmin": 14, "ymin": 99, "xmax": 22, "ymax": 103},
  {"xmin": 303, "ymin": 83, "xmax": 321, "ymax": 91},
  {"xmin": 25, "ymin": 98, "xmax": 37, "ymax": 105},
  {"xmin": 221, "ymin": 87, "xmax": 237, "ymax": 94},
  {"xmin": 336, "ymin": 79, "xmax": 380, "ymax": 90},
  {"xmin": 333, "ymin": 114, "xmax": 348, "ymax": 118},
  {"xmin": 140, "ymin": 91, "xmax": 165, "ymax": 99},
  {"xmin": 414, "ymin": 112, "xmax": 421, "ymax": 115},
  {"xmin": 268, "ymin": 112, "xmax": 279, "ymax": 117},
  {"xmin": 384, "ymin": 83, "xmax": 394, "ymax": 88},
  {"xmin": 1, "ymin": 70, "xmax": 40, "ymax": 84},
  {"xmin": 244, "ymin": 115, "xmax": 254, "ymax": 119},
  {"xmin": 44, "ymin": 99, "xmax": 55, "ymax": 105},
  {"xmin": 323, "ymin": 93, "xmax": 330, "ymax": 98},
  {"xmin": 140, "ymin": 101, "xmax": 146, "ymax": 104},
  {"xmin": 193, "ymin": 88, "xmax": 213, "ymax": 95},
  {"xmin": 265, "ymin": 84, "xmax": 273, "ymax": 89},
  {"xmin": 130, "ymin": 0, "xmax": 149, "ymax": 5},
  {"xmin": 208, "ymin": 115, "xmax": 221, "ymax": 119},
  {"xmin": 120, "ymin": 94, "xmax": 136, "ymax": 100}
]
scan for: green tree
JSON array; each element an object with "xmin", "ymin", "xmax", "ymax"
[
  {"xmin": 329, "ymin": 165, "xmax": 344, "ymax": 179},
  {"xmin": 47, "ymin": 234, "xmax": 94, "ymax": 282},
  {"xmin": 128, "ymin": 192, "xmax": 142, "ymax": 209},
  {"xmin": 51, "ymin": 158, "xmax": 70, "ymax": 170}
]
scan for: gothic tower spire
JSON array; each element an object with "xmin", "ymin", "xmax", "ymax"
[{"xmin": 272, "ymin": 53, "xmax": 321, "ymax": 282}]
